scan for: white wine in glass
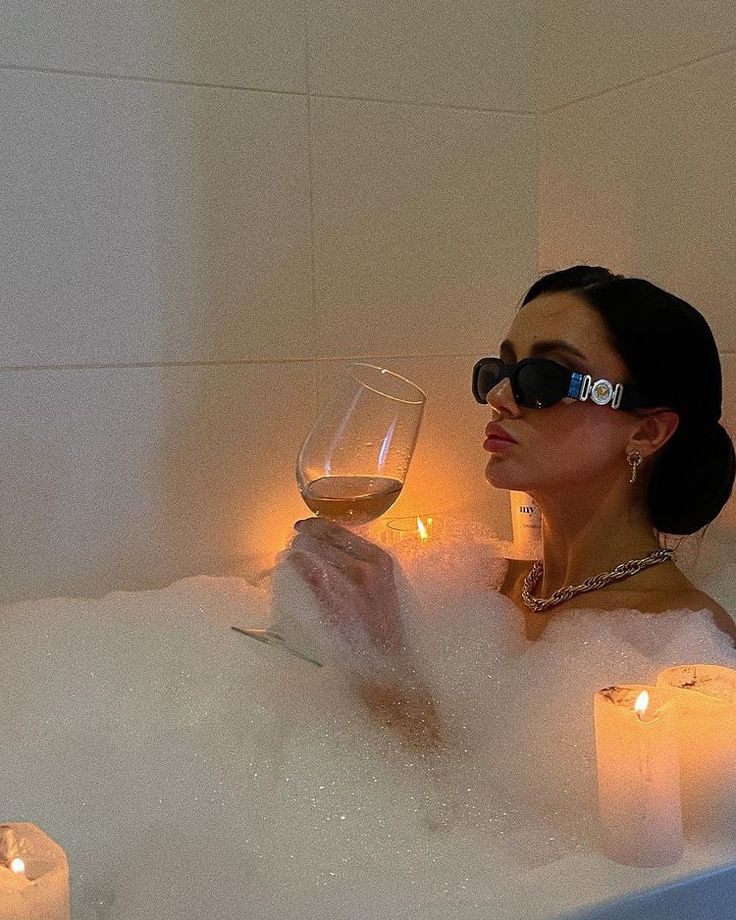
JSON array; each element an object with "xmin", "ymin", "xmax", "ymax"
[
  {"xmin": 232, "ymin": 364, "xmax": 425, "ymax": 662},
  {"xmin": 296, "ymin": 364, "xmax": 426, "ymax": 529},
  {"xmin": 299, "ymin": 475, "xmax": 403, "ymax": 526}
]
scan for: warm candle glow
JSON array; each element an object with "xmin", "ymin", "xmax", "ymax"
[
  {"xmin": 656, "ymin": 664, "xmax": 736, "ymax": 840},
  {"xmin": 383, "ymin": 514, "xmax": 438, "ymax": 546},
  {"xmin": 594, "ymin": 685, "xmax": 683, "ymax": 866},
  {"xmin": 0, "ymin": 822, "xmax": 70, "ymax": 919},
  {"xmin": 634, "ymin": 690, "xmax": 650, "ymax": 721}
]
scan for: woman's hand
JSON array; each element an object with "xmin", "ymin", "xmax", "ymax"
[
  {"xmin": 283, "ymin": 518, "xmax": 445, "ymax": 747},
  {"xmin": 285, "ymin": 517, "xmax": 406, "ymax": 656}
]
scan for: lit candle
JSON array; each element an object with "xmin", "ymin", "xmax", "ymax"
[
  {"xmin": 593, "ymin": 685, "xmax": 684, "ymax": 866},
  {"xmin": 0, "ymin": 823, "xmax": 71, "ymax": 920},
  {"xmin": 382, "ymin": 515, "xmax": 437, "ymax": 546},
  {"xmin": 656, "ymin": 664, "xmax": 736, "ymax": 840}
]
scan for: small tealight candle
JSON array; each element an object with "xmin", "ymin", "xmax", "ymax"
[
  {"xmin": 593, "ymin": 685, "xmax": 684, "ymax": 867},
  {"xmin": 656, "ymin": 664, "xmax": 736, "ymax": 840},
  {"xmin": 382, "ymin": 515, "xmax": 438, "ymax": 546},
  {"xmin": 0, "ymin": 823, "xmax": 71, "ymax": 920}
]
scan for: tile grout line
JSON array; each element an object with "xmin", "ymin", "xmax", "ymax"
[
  {"xmin": 1, "ymin": 44, "xmax": 734, "ymax": 116},
  {"xmin": 0, "ymin": 60, "xmax": 303, "ymax": 97},
  {"xmin": 541, "ymin": 44, "xmax": 736, "ymax": 115},
  {"xmin": 1, "ymin": 351, "xmax": 734, "ymax": 373},
  {"xmin": 0, "ymin": 354, "xmax": 505, "ymax": 373},
  {"xmin": 302, "ymin": 0, "xmax": 321, "ymax": 401},
  {"xmin": 0, "ymin": 60, "xmax": 537, "ymax": 116},
  {"xmin": 310, "ymin": 91, "xmax": 536, "ymax": 117}
]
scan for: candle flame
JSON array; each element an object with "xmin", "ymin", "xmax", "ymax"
[
  {"xmin": 417, "ymin": 517, "xmax": 429, "ymax": 542},
  {"xmin": 634, "ymin": 690, "xmax": 650, "ymax": 721},
  {"xmin": 10, "ymin": 857, "xmax": 25, "ymax": 875}
]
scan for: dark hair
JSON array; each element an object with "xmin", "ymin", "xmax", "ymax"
[{"xmin": 518, "ymin": 265, "xmax": 735, "ymax": 545}]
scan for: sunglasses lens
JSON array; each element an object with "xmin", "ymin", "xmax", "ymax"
[
  {"xmin": 515, "ymin": 363, "xmax": 545, "ymax": 406},
  {"xmin": 474, "ymin": 360, "xmax": 503, "ymax": 403},
  {"xmin": 473, "ymin": 358, "xmax": 569, "ymax": 407},
  {"xmin": 517, "ymin": 361, "xmax": 569, "ymax": 407}
]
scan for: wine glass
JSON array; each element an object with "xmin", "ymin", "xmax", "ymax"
[
  {"xmin": 232, "ymin": 363, "xmax": 425, "ymax": 660},
  {"xmin": 295, "ymin": 363, "xmax": 426, "ymax": 529}
]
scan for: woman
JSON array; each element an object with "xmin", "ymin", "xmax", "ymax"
[
  {"xmin": 480, "ymin": 266, "xmax": 736, "ymax": 641},
  {"xmin": 285, "ymin": 265, "xmax": 736, "ymax": 743}
]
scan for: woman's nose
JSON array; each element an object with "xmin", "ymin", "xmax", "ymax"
[{"xmin": 486, "ymin": 375, "xmax": 518, "ymax": 414}]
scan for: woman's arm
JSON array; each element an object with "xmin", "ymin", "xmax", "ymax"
[
  {"xmin": 284, "ymin": 518, "xmax": 447, "ymax": 746},
  {"xmin": 353, "ymin": 677, "xmax": 445, "ymax": 748}
]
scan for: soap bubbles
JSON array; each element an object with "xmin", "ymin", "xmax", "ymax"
[{"xmin": 2, "ymin": 542, "xmax": 735, "ymax": 918}]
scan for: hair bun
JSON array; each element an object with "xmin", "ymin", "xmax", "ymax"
[
  {"xmin": 678, "ymin": 417, "xmax": 721, "ymax": 437},
  {"xmin": 651, "ymin": 418, "xmax": 735, "ymax": 534}
]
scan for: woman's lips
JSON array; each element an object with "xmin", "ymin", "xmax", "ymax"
[
  {"xmin": 484, "ymin": 437, "xmax": 516, "ymax": 452},
  {"xmin": 484, "ymin": 423, "xmax": 517, "ymax": 443}
]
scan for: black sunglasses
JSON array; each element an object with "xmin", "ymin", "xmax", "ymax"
[{"xmin": 471, "ymin": 356, "xmax": 647, "ymax": 411}]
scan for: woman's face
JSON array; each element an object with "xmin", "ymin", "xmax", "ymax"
[{"xmin": 483, "ymin": 290, "xmax": 642, "ymax": 492}]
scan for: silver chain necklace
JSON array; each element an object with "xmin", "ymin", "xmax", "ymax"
[{"xmin": 521, "ymin": 547, "xmax": 676, "ymax": 612}]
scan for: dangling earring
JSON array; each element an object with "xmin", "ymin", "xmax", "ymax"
[{"xmin": 627, "ymin": 449, "xmax": 643, "ymax": 484}]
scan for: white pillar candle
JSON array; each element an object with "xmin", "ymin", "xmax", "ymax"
[
  {"xmin": 593, "ymin": 685, "xmax": 684, "ymax": 867},
  {"xmin": 656, "ymin": 664, "xmax": 736, "ymax": 840},
  {"xmin": 0, "ymin": 823, "xmax": 71, "ymax": 920}
]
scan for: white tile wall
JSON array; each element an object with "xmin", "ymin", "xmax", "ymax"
[
  {"xmin": 1, "ymin": 70, "xmax": 314, "ymax": 366},
  {"xmin": 0, "ymin": 362, "xmax": 318, "ymax": 603},
  {"xmin": 310, "ymin": 97, "xmax": 538, "ymax": 357},
  {"xmin": 537, "ymin": 0, "xmax": 736, "ymax": 111},
  {"xmin": 308, "ymin": 0, "xmax": 537, "ymax": 111},
  {"xmin": 0, "ymin": 2, "xmax": 541, "ymax": 602},
  {"xmin": 540, "ymin": 52, "xmax": 736, "ymax": 374},
  {"xmin": 0, "ymin": 0, "xmax": 307, "ymax": 91},
  {"xmin": 2, "ymin": 1, "xmax": 735, "ymax": 602}
]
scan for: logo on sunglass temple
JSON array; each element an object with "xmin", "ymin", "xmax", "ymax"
[{"xmin": 585, "ymin": 378, "xmax": 622, "ymax": 408}]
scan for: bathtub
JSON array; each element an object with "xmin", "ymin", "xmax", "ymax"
[{"xmin": 559, "ymin": 859, "xmax": 736, "ymax": 919}]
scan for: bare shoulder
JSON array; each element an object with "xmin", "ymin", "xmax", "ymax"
[
  {"xmin": 651, "ymin": 573, "xmax": 736, "ymax": 645},
  {"xmin": 679, "ymin": 587, "xmax": 736, "ymax": 646}
]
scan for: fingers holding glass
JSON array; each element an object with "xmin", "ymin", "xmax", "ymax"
[{"xmin": 294, "ymin": 517, "xmax": 393, "ymax": 571}]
